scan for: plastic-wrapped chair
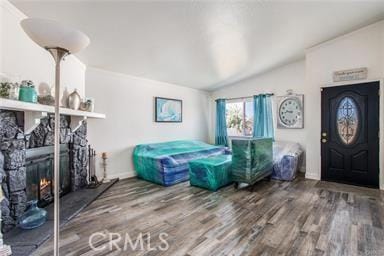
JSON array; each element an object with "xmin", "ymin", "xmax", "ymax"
[
  {"xmin": 231, "ymin": 137, "xmax": 273, "ymax": 188},
  {"xmin": 272, "ymin": 141, "xmax": 303, "ymax": 181}
]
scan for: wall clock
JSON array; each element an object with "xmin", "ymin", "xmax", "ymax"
[{"xmin": 277, "ymin": 92, "xmax": 304, "ymax": 129}]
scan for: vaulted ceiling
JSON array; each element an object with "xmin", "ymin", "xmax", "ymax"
[{"xmin": 11, "ymin": 1, "xmax": 384, "ymax": 91}]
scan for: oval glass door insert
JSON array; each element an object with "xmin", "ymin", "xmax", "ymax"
[{"xmin": 337, "ymin": 97, "xmax": 359, "ymax": 145}]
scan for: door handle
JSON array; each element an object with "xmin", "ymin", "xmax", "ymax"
[
  {"xmin": 322, "ymin": 132, "xmax": 327, "ymax": 137},
  {"xmin": 322, "ymin": 139, "xmax": 327, "ymax": 143}
]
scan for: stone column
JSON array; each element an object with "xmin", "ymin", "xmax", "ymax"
[
  {"xmin": 70, "ymin": 122, "xmax": 88, "ymax": 191},
  {"xmin": 0, "ymin": 152, "xmax": 13, "ymax": 233},
  {"xmin": 0, "ymin": 189, "xmax": 12, "ymax": 255},
  {"xmin": 0, "ymin": 111, "xmax": 26, "ymax": 232},
  {"xmin": 1, "ymin": 139, "xmax": 27, "ymax": 230}
]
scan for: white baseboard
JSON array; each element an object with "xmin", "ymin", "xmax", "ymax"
[
  {"xmin": 305, "ymin": 172, "xmax": 321, "ymax": 180},
  {"xmin": 106, "ymin": 171, "xmax": 136, "ymax": 180}
]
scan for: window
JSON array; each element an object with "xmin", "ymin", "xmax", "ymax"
[
  {"xmin": 337, "ymin": 96, "xmax": 359, "ymax": 145},
  {"xmin": 226, "ymin": 99, "xmax": 254, "ymax": 137}
]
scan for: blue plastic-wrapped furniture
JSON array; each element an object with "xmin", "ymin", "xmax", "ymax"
[
  {"xmin": 272, "ymin": 141, "xmax": 303, "ymax": 181},
  {"xmin": 189, "ymin": 155, "xmax": 232, "ymax": 191},
  {"xmin": 231, "ymin": 137, "xmax": 273, "ymax": 187},
  {"xmin": 133, "ymin": 140, "xmax": 229, "ymax": 186}
]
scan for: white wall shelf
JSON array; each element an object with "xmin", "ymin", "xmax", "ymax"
[
  {"xmin": 0, "ymin": 98, "xmax": 106, "ymax": 133},
  {"xmin": 0, "ymin": 98, "xmax": 105, "ymax": 118}
]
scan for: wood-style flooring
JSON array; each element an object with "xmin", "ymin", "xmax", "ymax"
[{"xmin": 33, "ymin": 176, "xmax": 384, "ymax": 256}]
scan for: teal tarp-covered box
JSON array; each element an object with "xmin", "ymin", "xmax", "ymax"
[
  {"xmin": 231, "ymin": 137, "xmax": 273, "ymax": 185},
  {"xmin": 189, "ymin": 155, "xmax": 232, "ymax": 191}
]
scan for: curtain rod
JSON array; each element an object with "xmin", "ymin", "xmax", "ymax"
[{"xmin": 224, "ymin": 93, "xmax": 274, "ymax": 101}]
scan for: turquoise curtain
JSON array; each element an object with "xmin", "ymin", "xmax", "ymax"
[
  {"xmin": 253, "ymin": 94, "xmax": 274, "ymax": 139},
  {"xmin": 215, "ymin": 99, "xmax": 228, "ymax": 146}
]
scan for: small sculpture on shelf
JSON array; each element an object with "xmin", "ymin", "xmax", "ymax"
[
  {"xmin": 19, "ymin": 80, "xmax": 38, "ymax": 103},
  {"xmin": 38, "ymin": 95, "xmax": 55, "ymax": 106},
  {"xmin": 0, "ymin": 82, "xmax": 11, "ymax": 98},
  {"xmin": 38, "ymin": 83, "xmax": 55, "ymax": 106},
  {"xmin": 9, "ymin": 82, "xmax": 20, "ymax": 100},
  {"xmin": 0, "ymin": 73, "xmax": 20, "ymax": 100},
  {"xmin": 79, "ymin": 98, "xmax": 95, "ymax": 112}
]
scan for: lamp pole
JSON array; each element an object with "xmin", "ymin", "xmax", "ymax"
[
  {"xmin": 20, "ymin": 18, "xmax": 90, "ymax": 256},
  {"xmin": 46, "ymin": 47, "xmax": 69, "ymax": 256}
]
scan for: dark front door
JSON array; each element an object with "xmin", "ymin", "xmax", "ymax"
[{"xmin": 321, "ymin": 82, "xmax": 379, "ymax": 188}]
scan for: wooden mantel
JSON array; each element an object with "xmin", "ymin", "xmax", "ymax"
[{"xmin": 0, "ymin": 98, "xmax": 106, "ymax": 133}]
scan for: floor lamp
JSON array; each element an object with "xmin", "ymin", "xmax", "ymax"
[{"xmin": 21, "ymin": 18, "xmax": 89, "ymax": 256}]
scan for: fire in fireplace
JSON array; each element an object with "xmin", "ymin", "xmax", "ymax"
[
  {"xmin": 40, "ymin": 178, "xmax": 52, "ymax": 202},
  {"xmin": 25, "ymin": 145, "xmax": 71, "ymax": 207}
]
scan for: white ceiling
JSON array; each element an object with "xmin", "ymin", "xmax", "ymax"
[{"xmin": 10, "ymin": 1, "xmax": 384, "ymax": 91}]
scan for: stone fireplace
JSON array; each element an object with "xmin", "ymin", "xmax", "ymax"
[{"xmin": 0, "ymin": 110, "xmax": 89, "ymax": 232}]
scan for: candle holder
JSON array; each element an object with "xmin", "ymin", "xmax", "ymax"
[{"xmin": 102, "ymin": 152, "xmax": 110, "ymax": 183}]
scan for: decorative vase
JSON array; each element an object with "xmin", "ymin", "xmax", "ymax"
[
  {"xmin": 19, "ymin": 80, "xmax": 37, "ymax": 103},
  {"xmin": 68, "ymin": 89, "xmax": 81, "ymax": 110},
  {"xmin": 18, "ymin": 200, "xmax": 47, "ymax": 229}
]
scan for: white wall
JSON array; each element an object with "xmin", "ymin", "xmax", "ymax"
[
  {"xmin": 211, "ymin": 60, "xmax": 307, "ymax": 170},
  {"xmin": 86, "ymin": 67, "xmax": 211, "ymax": 179},
  {"xmin": 305, "ymin": 20, "xmax": 384, "ymax": 189},
  {"xmin": 0, "ymin": 1, "xmax": 3, "ymax": 74},
  {"xmin": 0, "ymin": 0, "xmax": 86, "ymax": 102}
]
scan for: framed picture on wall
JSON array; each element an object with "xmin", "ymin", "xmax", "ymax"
[{"xmin": 155, "ymin": 97, "xmax": 183, "ymax": 122}]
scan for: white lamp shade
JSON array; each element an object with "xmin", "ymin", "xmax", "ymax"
[{"xmin": 21, "ymin": 18, "xmax": 90, "ymax": 53}]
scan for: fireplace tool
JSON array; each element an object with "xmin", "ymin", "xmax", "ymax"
[{"xmin": 87, "ymin": 145, "xmax": 101, "ymax": 188}]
